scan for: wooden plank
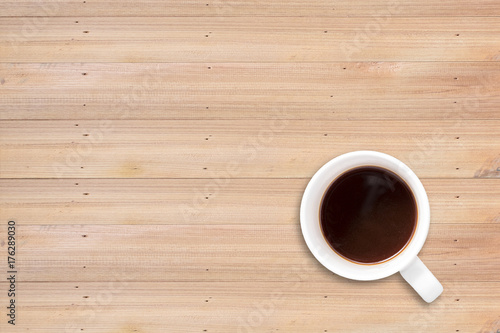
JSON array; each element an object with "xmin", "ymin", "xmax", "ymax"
[
  {"xmin": 1, "ymin": 0, "xmax": 498, "ymax": 331},
  {"xmin": 0, "ymin": 120, "xmax": 499, "ymax": 178},
  {"xmin": 0, "ymin": 62, "xmax": 499, "ymax": 120},
  {"xmin": 1, "ymin": 0, "xmax": 500, "ymax": 17},
  {"xmin": 0, "ymin": 179, "xmax": 499, "ymax": 225},
  {"xmin": 2, "ymin": 224, "xmax": 498, "ymax": 282},
  {"xmin": 1, "ymin": 17, "xmax": 500, "ymax": 62},
  {"xmin": 2, "ymin": 98, "xmax": 500, "ymax": 121},
  {"xmin": 0, "ymin": 281, "xmax": 498, "ymax": 332}
]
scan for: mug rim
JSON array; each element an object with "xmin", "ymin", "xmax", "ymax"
[{"xmin": 300, "ymin": 151, "xmax": 430, "ymax": 281}]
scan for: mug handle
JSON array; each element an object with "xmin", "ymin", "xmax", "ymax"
[{"xmin": 400, "ymin": 256, "xmax": 443, "ymax": 303}]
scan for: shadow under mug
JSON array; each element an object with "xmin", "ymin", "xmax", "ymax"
[{"xmin": 300, "ymin": 150, "xmax": 443, "ymax": 303}]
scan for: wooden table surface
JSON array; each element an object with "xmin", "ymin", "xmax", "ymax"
[{"xmin": 1, "ymin": 1, "xmax": 500, "ymax": 332}]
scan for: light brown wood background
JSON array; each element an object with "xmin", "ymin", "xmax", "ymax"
[{"xmin": 1, "ymin": 1, "xmax": 500, "ymax": 332}]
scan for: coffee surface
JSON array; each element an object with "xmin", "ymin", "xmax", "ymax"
[{"xmin": 320, "ymin": 166, "xmax": 417, "ymax": 263}]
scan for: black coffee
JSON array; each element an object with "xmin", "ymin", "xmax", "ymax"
[{"xmin": 320, "ymin": 166, "xmax": 417, "ymax": 264}]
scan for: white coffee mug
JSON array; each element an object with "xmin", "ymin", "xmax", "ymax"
[{"xmin": 300, "ymin": 151, "xmax": 443, "ymax": 303}]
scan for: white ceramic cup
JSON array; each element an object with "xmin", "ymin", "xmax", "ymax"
[{"xmin": 300, "ymin": 151, "xmax": 443, "ymax": 303}]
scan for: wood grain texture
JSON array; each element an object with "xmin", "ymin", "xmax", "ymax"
[
  {"xmin": 1, "ymin": 17, "xmax": 500, "ymax": 62},
  {"xmin": 1, "ymin": 62, "xmax": 499, "ymax": 120},
  {"xmin": 0, "ymin": 223, "xmax": 496, "ymax": 283},
  {"xmin": 1, "ymin": 0, "xmax": 500, "ymax": 332},
  {"xmin": 1, "ymin": 0, "xmax": 500, "ymax": 17},
  {"xmin": 0, "ymin": 280, "xmax": 498, "ymax": 332},
  {"xmin": 1, "ymin": 120, "xmax": 499, "ymax": 178},
  {"xmin": 1, "ymin": 179, "xmax": 499, "ymax": 225}
]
